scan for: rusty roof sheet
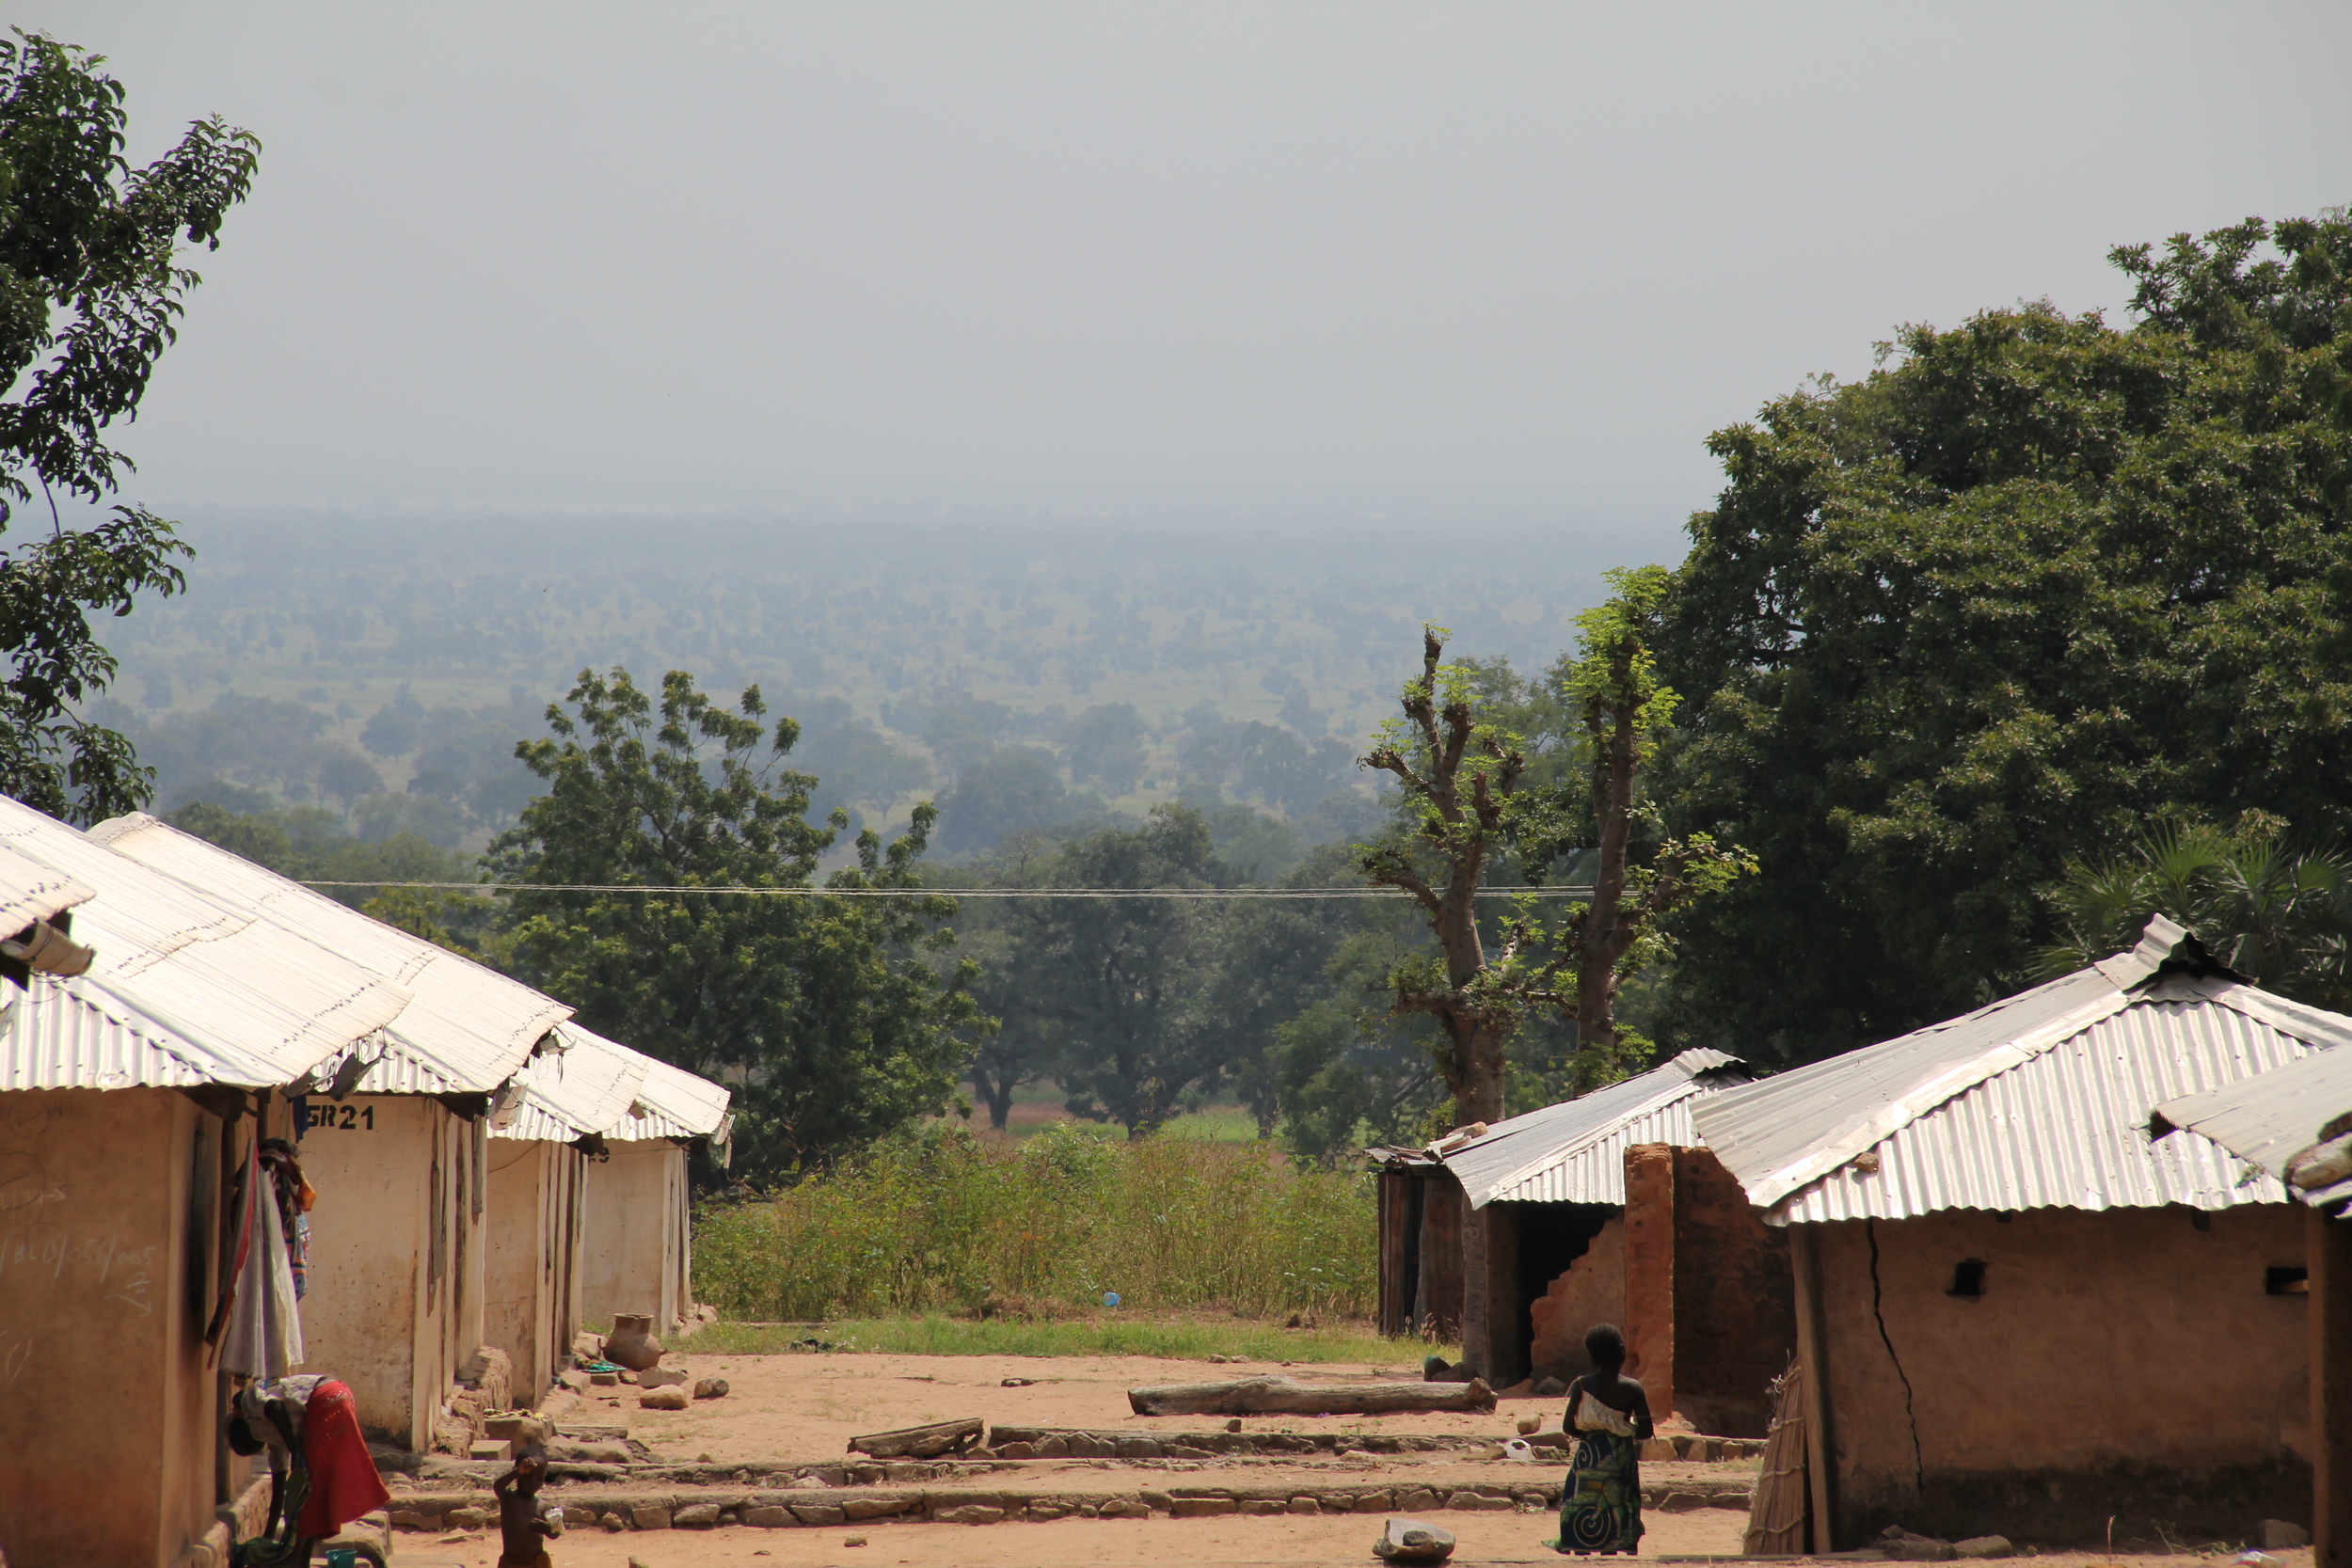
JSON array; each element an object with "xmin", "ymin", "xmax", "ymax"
[
  {"xmin": 493, "ymin": 1022, "xmax": 654, "ymax": 1143},
  {"xmin": 1691, "ymin": 918, "xmax": 2350, "ymax": 1224},
  {"xmin": 0, "ymin": 840, "xmax": 93, "ymax": 934},
  {"xmin": 2154, "ymin": 1046, "xmax": 2352, "ymax": 1208},
  {"xmin": 1438, "ymin": 1050, "xmax": 1745, "ymax": 1209},
  {"xmin": 0, "ymin": 796, "xmax": 410, "ymax": 1082},
  {"xmin": 90, "ymin": 813, "xmax": 569, "ymax": 1094}
]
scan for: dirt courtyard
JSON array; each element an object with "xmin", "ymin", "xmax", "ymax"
[{"xmin": 580, "ymin": 1347, "xmax": 1581, "ymax": 1462}]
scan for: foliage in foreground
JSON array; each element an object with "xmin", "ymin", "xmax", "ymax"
[
  {"xmin": 686, "ymin": 1315, "xmax": 1431, "ymax": 1364},
  {"xmin": 1658, "ymin": 210, "xmax": 2352, "ymax": 1065},
  {"xmin": 0, "ymin": 31, "xmax": 258, "ymax": 821},
  {"xmin": 693, "ymin": 1123, "xmax": 1374, "ymax": 1323}
]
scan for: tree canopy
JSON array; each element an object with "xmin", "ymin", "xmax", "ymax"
[
  {"xmin": 0, "ymin": 31, "xmax": 257, "ymax": 821},
  {"xmin": 490, "ymin": 668, "xmax": 982, "ymax": 1180},
  {"xmin": 1656, "ymin": 211, "xmax": 2352, "ymax": 1063}
]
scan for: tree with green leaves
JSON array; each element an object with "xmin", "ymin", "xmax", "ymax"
[
  {"xmin": 490, "ymin": 668, "xmax": 983, "ymax": 1180},
  {"xmin": 1657, "ymin": 210, "xmax": 2352, "ymax": 1066},
  {"xmin": 1360, "ymin": 594, "xmax": 1753, "ymax": 1127},
  {"xmin": 0, "ymin": 31, "xmax": 258, "ymax": 821},
  {"xmin": 2038, "ymin": 814, "xmax": 2351, "ymax": 1005}
]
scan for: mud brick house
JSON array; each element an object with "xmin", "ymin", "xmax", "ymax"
[
  {"xmin": 1373, "ymin": 1049, "xmax": 1794, "ymax": 1432},
  {"xmin": 485, "ymin": 1021, "xmax": 650, "ymax": 1401},
  {"xmin": 2160, "ymin": 1043, "xmax": 2352, "ymax": 1568},
  {"xmin": 91, "ymin": 811, "xmax": 570, "ymax": 1453},
  {"xmin": 1693, "ymin": 916, "xmax": 2336, "ymax": 1549},
  {"xmin": 580, "ymin": 1052, "xmax": 733, "ymax": 1338},
  {"xmin": 0, "ymin": 797, "xmax": 409, "ymax": 1568}
]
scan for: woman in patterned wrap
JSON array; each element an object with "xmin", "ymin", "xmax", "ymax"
[{"xmin": 1556, "ymin": 1323, "xmax": 1653, "ymax": 1554}]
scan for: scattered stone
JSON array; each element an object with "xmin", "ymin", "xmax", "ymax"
[
  {"xmin": 2262, "ymin": 1522, "xmax": 2312, "ymax": 1550},
  {"xmin": 549, "ymin": 1439, "xmax": 630, "ymax": 1465},
  {"xmin": 1239, "ymin": 1499, "xmax": 1284, "ymax": 1514},
  {"xmin": 744, "ymin": 1506, "xmax": 789, "ymax": 1528},
  {"xmin": 638, "ymin": 1386, "xmax": 690, "ymax": 1410},
  {"xmin": 1515, "ymin": 1491, "xmax": 1549, "ymax": 1512},
  {"xmin": 1003, "ymin": 1375, "xmax": 1037, "ymax": 1386},
  {"xmin": 1035, "ymin": 1435, "xmax": 1070, "ymax": 1457},
  {"xmin": 1115, "ymin": 1436, "xmax": 1164, "ymax": 1458},
  {"xmin": 1375, "ymin": 1516, "xmax": 1459, "ymax": 1563},
  {"xmin": 788, "ymin": 1475, "xmax": 827, "ymax": 1490},
  {"xmin": 600, "ymin": 1513, "xmax": 627, "ymax": 1532},
  {"xmin": 1446, "ymin": 1491, "xmax": 1511, "ymax": 1512},
  {"xmin": 1028, "ymin": 1504, "xmax": 1068, "ymax": 1520},
  {"xmin": 1001, "ymin": 1441, "xmax": 1037, "ymax": 1458},
  {"xmin": 617, "ymin": 1370, "xmax": 641, "ymax": 1386},
  {"xmin": 1287, "ymin": 1497, "xmax": 1322, "ymax": 1515},
  {"xmin": 446, "ymin": 1506, "xmax": 489, "ymax": 1530},
  {"xmin": 1341, "ymin": 1448, "xmax": 1382, "ymax": 1462},
  {"xmin": 1534, "ymin": 1374, "xmax": 1569, "ymax": 1398},
  {"xmin": 698, "ymin": 1451, "xmax": 714, "ymax": 1462},
  {"xmin": 628, "ymin": 1560, "xmax": 653, "ymax": 1568},
  {"xmin": 693, "ymin": 1377, "xmax": 731, "ymax": 1400},
  {"xmin": 938, "ymin": 1504, "xmax": 1006, "ymax": 1524},
  {"xmin": 1169, "ymin": 1497, "xmax": 1237, "ymax": 1518},
  {"xmin": 631, "ymin": 1504, "xmax": 672, "ymax": 1530},
  {"xmin": 571, "ymin": 1330, "xmax": 606, "ymax": 1361},
  {"xmin": 1076, "ymin": 1503, "xmax": 1101, "ymax": 1518},
  {"xmin": 638, "ymin": 1366, "xmax": 688, "ymax": 1388},
  {"xmin": 1638, "ymin": 1437, "xmax": 1677, "ymax": 1462},
  {"xmin": 1097, "ymin": 1498, "xmax": 1151, "ymax": 1518},
  {"xmin": 789, "ymin": 1505, "xmax": 846, "ymax": 1526},
  {"xmin": 843, "ymin": 1497, "xmax": 911, "ymax": 1521},
  {"xmin": 1954, "ymin": 1537, "xmax": 2015, "ymax": 1560},
  {"xmin": 1658, "ymin": 1492, "xmax": 1706, "ymax": 1514},
  {"xmin": 1226, "ymin": 1418, "xmax": 1243, "ymax": 1433},
  {"xmin": 674, "ymin": 1501, "xmax": 722, "ymax": 1528},
  {"xmin": 843, "ymin": 1536, "xmax": 867, "ymax": 1548},
  {"xmin": 1516, "ymin": 1416, "xmax": 1542, "ymax": 1434},
  {"xmin": 589, "ymin": 1371, "xmax": 619, "ymax": 1386},
  {"xmin": 388, "ymin": 1510, "xmax": 439, "ymax": 1531},
  {"xmin": 1397, "ymin": 1489, "xmax": 1439, "ymax": 1512}
]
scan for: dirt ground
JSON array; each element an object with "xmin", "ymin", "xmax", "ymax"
[
  {"xmin": 388, "ymin": 1349, "xmax": 2282, "ymax": 1568},
  {"xmin": 390, "ymin": 1505, "xmax": 1745, "ymax": 1568},
  {"xmin": 582, "ymin": 1348, "xmax": 1580, "ymax": 1462}
]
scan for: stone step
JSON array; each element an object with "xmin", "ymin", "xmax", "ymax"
[{"xmin": 385, "ymin": 1475, "xmax": 1756, "ymax": 1536}]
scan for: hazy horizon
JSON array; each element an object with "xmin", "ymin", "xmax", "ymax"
[{"xmin": 20, "ymin": 0, "xmax": 2352, "ymax": 547}]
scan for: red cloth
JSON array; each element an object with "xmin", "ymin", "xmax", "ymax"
[{"xmin": 295, "ymin": 1380, "xmax": 390, "ymax": 1538}]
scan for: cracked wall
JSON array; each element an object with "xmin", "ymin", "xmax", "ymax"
[{"xmin": 1812, "ymin": 1205, "xmax": 2310, "ymax": 1544}]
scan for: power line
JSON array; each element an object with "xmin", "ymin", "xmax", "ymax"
[{"xmin": 298, "ymin": 880, "xmax": 1598, "ymax": 900}]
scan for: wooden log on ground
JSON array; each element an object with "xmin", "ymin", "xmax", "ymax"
[
  {"xmin": 1127, "ymin": 1375, "xmax": 1495, "ymax": 1417},
  {"xmin": 848, "ymin": 1417, "xmax": 984, "ymax": 1458}
]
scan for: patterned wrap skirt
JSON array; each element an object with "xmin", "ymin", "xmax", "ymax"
[{"xmin": 1558, "ymin": 1428, "xmax": 1643, "ymax": 1554}]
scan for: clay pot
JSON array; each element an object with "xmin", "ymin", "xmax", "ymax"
[{"xmin": 603, "ymin": 1313, "xmax": 664, "ymax": 1370}]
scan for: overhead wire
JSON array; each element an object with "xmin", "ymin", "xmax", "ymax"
[{"xmin": 296, "ymin": 880, "xmax": 1598, "ymax": 900}]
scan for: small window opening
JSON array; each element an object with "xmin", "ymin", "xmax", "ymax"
[
  {"xmin": 1947, "ymin": 1259, "xmax": 1986, "ymax": 1298},
  {"xmin": 2267, "ymin": 1266, "xmax": 2310, "ymax": 1296}
]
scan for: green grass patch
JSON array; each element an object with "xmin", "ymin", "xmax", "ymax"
[
  {"xmin": 688, "ymin": 1314, "xmax": 1442, "ymax": 1364},
  {"xmin": 694, "ymin": 1122, "xmax": 1373, "ymax": 1320}
]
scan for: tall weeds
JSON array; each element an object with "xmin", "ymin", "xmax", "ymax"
[{"xmin": 694, "ymin": 1123, "xmax": 1375, "ymax": 1321}]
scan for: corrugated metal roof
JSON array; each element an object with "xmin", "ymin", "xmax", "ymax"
[
  {"xmin": 1438, "ymin": 1050, "xmax": 1744, "ymax": 1209},
  {"xmin": 90, "ymin": 813, "xmax": 570, "ymax": 1094},
  {"xmin": 1691, "ymin": 917, "xmax": 2348, "ymax": 1226},
  {"xmin": 0, "ymin": 973, "xmax": 242, "ymax": 1089},
  {"xmin": 0, "ymin": 796, "xmax": 411, "ymax": 1082},
  {"xmin": 607, "ymin": 1052, "xmax": 733, "ymax": 1144},
  {"xmin": 2154, "ymin": 1046, "xmax": 2352, "ymax": 1200},
  {"xmin": 493, "ymin": 1022, "xmax": 653, "ymax": 1143},
  {"xmin": 0, "ymin": 840, "xmax": 93, "ymax": 934}
]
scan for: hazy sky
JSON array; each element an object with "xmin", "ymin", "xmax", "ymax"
[{"xmin": 28, "ymin": 2, "xmax": 2352, "ymax": 546}]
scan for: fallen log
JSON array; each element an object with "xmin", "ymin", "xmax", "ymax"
[
  {"xmin": 1127, "ymin": 1375, "xmax": 1495, "ymax": 1417},
  {"xmin": 848, "ymin": 1417, "xmax": 984, "ymax": 1458}
]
